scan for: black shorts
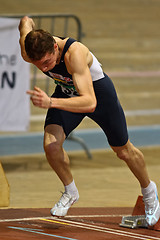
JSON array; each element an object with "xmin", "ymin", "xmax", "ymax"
[{"xmin": 44, "ymin": 74, "xmax": 128, "ymax": 147}]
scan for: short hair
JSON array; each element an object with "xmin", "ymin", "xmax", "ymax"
[{"xmin": 25, "ymin": 29, "xmax": 56, "ymax": 61}]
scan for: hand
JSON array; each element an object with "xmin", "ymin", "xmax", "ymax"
[
  {"xmin": 19, "ymin": 16, "xmax": 35, "ymax": 32},
  {"xmin": 27, "ymin": 86, "xmax": 51, "ymax": 109}
]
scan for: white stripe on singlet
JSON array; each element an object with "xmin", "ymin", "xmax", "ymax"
[{"xmin": 89, "ymin": 52, "xmax": 105, "ymax": 81}]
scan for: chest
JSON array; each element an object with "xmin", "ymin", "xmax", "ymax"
[{"xmin": 43, "ymin": 61, "xmax": 79, "ymax": 97}]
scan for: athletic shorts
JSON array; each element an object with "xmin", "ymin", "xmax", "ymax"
[{"xmin": 44, "ymin": 73, "xmax": 128, "ymax": 147}]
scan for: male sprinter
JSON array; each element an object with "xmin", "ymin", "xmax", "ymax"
[{"xmin": 19, "ymin": 16, "xmax": 160, "ymax": 226}]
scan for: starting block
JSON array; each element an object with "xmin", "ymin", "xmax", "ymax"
[
  {"xmin": 120, "ymin": 195, "xmax": 160, "ymax": 230},
  {"xmin": 120, "ymin": 215, "xmax": 148, "ymax": 229}
]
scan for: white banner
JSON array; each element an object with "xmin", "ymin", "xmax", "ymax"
[{"xmin": 0, "ymin": 18, "xmax": 30, "ymax": 131}]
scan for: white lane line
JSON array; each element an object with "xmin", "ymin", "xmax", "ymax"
[
  {"xmin": 0, "ymin": 214, "xmax": 125, "ymax": 223},
  {"xmin": 67, "ymin": 214, "xmax": 125, "ymax": 218},
  {"xmin": 1, "ymin": 215, "xmax": 159, "ymax": 240},
  {"xmin": 0, "ymin": 216, "xmax": 48, "ymax": 222},
  {"xmin": 42, "ymin": 217, "xmax": 160, "ymax": 240}
]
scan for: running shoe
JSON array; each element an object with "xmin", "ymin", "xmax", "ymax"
[
  {"xmin": 143, "ymin": 182, "xmax": 160, "ymax": 226},
  {"xmin": 50, "ymin": 191, "xmax": 79, "ymax": 217}
]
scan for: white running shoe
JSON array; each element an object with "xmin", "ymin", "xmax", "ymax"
[
  {"xmin": 50, "ymin": 191, "xmax": 79, "ymax": 217},
  {"xmin": 143, "ymin": 182, "xmax": 160, "ymax": 226}
]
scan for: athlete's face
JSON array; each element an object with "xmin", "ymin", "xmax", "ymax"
[{"xmin": 32, "ymin": 43, "xmax": 59, "ymax": 72}]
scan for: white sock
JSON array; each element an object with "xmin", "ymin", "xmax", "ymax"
[
  {"xmin": 141, "ymin": 181, "xmax": 155, "ymax": 197},
  {"xmin": 65, "ymin": 180, "xmax": 79, "ymax": 198}
]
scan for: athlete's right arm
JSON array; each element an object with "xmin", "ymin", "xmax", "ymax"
[{"xmin": 19, "ymin": 16, "xmax": 35, "ymax": 62}]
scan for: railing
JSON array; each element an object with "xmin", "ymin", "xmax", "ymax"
[{"xmin": 1, "ymin": 13, "xmax": 83, "ymax": 40}]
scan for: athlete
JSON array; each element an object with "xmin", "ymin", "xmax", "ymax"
[{"xmin": 19, "ymin": 16, "xmax": 160, "ymax": 226}]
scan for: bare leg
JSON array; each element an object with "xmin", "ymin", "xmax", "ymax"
[
  {"xmin": 44, "ymin": 124, "xmax": 79, "ymax": 217},
  {"xmin": 43, "ymin": 124, "xmax": 73, "ymax": 185},
  {"xmin": 111, "ymin": 139, "xmax": 160, "ymax": 226},
  {"xmin": 111, "ymin": 140, "xmax": 150, "ymax": 188}
]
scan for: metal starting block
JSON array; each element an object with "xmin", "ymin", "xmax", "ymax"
[
  {"xmin": 120, "ymin": 195, "xmax": 160, "ymax": 230},
  {"xmin": 120, "ymin": 215, "xmax": 148, "ymax": 229}
]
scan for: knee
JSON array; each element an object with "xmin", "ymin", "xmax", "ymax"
[
  {"xmin": 113, "ymin": 142, "xmax": 144, "ymax": 164},
  {"xmin": 44, "ymin": 139, "xmax": 62, "ymax": 158},
  {"xmin": 116, "ymin": 148, "xmax": 130, "ymax": 162}
]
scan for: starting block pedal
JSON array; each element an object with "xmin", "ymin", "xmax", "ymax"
[
  {"xmin": 120, "ymin": 215, "xmax": 148, "ymax": 229},
  {"xmin": 120, "ymin": 195, "xmax": 160, "ymax": 230}
]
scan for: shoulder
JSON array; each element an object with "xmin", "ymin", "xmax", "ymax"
[
  {"xmin": 64, "ymin": 42, "xmax": 86, "ymax": 74},
  {"xmin": 68, "ymin": 41, "xmax": 87, "ymax": 55},
  {"xmin": 65, "ymin": 41, "xmax": 92, "ymax": 70}
]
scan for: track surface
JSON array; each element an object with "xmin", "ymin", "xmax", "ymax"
[{"xmin": 0, "ymin": 207, "xmax": 160, "ymax": 240}]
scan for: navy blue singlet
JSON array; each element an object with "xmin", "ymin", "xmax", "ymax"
[
  {"xmin": 44, "ymin": 38, "xmax": 129, "ymax": 147},
  {"xmin": 44, "ymin": 38, "xmax": 79, "ymax": 97}
]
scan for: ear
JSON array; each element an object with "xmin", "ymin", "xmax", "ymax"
[{"xmin": 54, "ymin": 43, "xmax": 58, "ymax": 51}]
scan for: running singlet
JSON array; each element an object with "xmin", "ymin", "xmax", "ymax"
[{"xmin": 43, "ymin": 38, "xmax": 105, "ymax": 97}]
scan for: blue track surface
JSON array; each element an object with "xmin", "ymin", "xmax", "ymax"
[{"xmin": 0, "ymin": 125, "xmax": 160, "ymax": 156}]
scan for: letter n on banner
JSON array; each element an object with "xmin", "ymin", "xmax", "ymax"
[{"xmin": 0, "ymin": 18, "xmax": 30, "ymax": 131}]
